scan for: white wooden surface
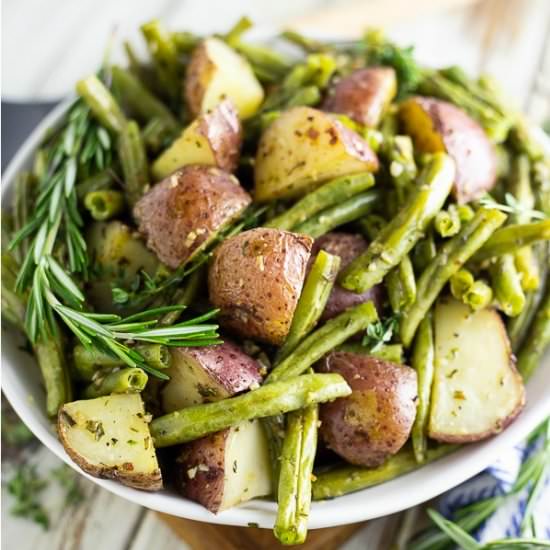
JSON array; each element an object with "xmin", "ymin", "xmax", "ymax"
[{"xmin": 2, "ymin": 1, "xmax": 550, "ymax": 549}]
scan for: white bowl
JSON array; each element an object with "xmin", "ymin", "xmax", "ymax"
[{"xmin": 2, "ymin": 97, "xmax": 550, "ymax": 529}]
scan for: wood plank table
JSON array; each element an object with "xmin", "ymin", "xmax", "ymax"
[{"xmin": 2, "ymin": 0, "xmax": 549, "ymax": 548}]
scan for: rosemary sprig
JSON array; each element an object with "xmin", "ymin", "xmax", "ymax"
[{"xmin": 479, "ymin": 193, "xmax": 547, "ymax": 220}]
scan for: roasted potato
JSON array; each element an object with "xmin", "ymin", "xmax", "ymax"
[
  {"xmin": 134, "ymin": 165, "xmax": 251, "ymax": 269},
  {"xmin": 161, "ymin": 341, "xmax": 263, "ymax": 413},
  {"xmin": 254, "ymin": 107, "xmax": 379, "ymax": 202},
  {"xmin": 86, "ymin": 221, "xmax": 159, "ymax": 312},
  {"xmin": 185, "ymin": 37, "xmax": 264, "ymax": 120},
  {"xmin": 399, "ymin": 96, "xmax": 497, "ymax": 203},
  {"xmin": 208, "ymin": 228, "xmax": 313, "ymax": 345},
  {"xmin": 429, "ymin": 298, "xmax": 525, "ymax": 443},
  {"xmin": 309, "ymin": 232, "xmax": 384, "ymax": 320},
  {"xmin": 152, "ymin": 99, "xmax": 242, "ymax": 180},
  {"xmin": 173, "ymin": 419, "xmax": 272, "ymax": 513},
  {"xmin": 58, "ymin": 394, "xmax": 162, "ymax": 491},
  {"xmin": 318, "ymin": 352, "xmax": 417, "ymax": 467},
  {"xmin": 323, "ymin": 67, "xmax": 397, "ymax": 127}
]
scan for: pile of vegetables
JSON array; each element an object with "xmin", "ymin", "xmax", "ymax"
[{"xmin": 2, "ymin": 17, "xmax": 549, "ymax": 545}]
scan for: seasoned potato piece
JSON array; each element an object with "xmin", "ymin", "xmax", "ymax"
[
  {"xmin": 134, "ymin": 166, "xmax": 251, "ymax": 269},
  {"xmin": 57, "ymin": 394, "xmax": 162, "ymax": 491},
  {"xmin": 185, "ymin": 37, "xmax": 264, "ymax": 119},
  {"xmin": 208, "ymin": 228, "xmax": 313, "ymax": 345},
  {"xmin": 254, "ymin": 107, "xmax": 379, "ymax": 202},
  {"xmin": 399, "ymin": 96, "xmax": 497, "ymax": 203},
  {"xmin": 309, "ymin": 232, "xmax": 384, "ymax": 320},
  {"xmin": 173, "ymin": 419, "xmax": 272, "ymax": 513},
  {"xmin": 323, "ymin": 67, "xmax": 397, "ymax": 127},
  {"xmin": 318, "ymin": 352, "xmax": 417, "ymax": 467},
  {"xmin": 161, "ymin": 341, "xmax": 263, "ymax": 412},
  {"xmin": 429, "ymin": 298, "xmax": 525, "ymax": 443},
  {"xmin": 86, "ymin": 221, "xmax": 159, "ymax": 312},
  {"xmin": 152, "ymin": 99, "xmax": 242, "ymax": 180}
]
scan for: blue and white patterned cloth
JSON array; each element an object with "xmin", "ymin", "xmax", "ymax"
[{"xmin": 438, "ymin": 435, "xmax": 550, "ymax": 542}]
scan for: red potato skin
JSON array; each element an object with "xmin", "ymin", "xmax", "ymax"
[
  {"xmin": 324, "ymin": 67, "xmax": 397, "ymax": 127},
  {"xmin": 318, "ymin": 352, "xmax": 417, "ymax": 467},
  {"xmin": 309, "ymin": 232, "xmax": 384, "ymax": 320},
  {"xmin": 208, "ymin": 228, "xmax": 313, "ymax": 345},
  {"xmin": 133, "ymin": 165, "xmax": 251, "ymax": 269}
]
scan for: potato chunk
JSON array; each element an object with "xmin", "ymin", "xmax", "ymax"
[
  {"xmin": 161, "ymin": 341, "xmax": 263, "ymax": 412},
  {"xmin": 208, "ymin": 228, "xmax": 313, "ymax": 345},
  {"xmin": 399, "ymin": 96, "xmax": 497, "ymax": 203},
  {"xmin": 323, "ymin": 67, "xmax": 397, "ymax": 127},
  {"xmin": 185, "ymin": 38, "xmax": 264, "ymax": 119},
  {"xmin": 429, "ymin": 298, "xmax": 525, "ymax": 443},
  {"xmin": 318, "ymin": 352, "xmax": 417, "ymax": 467},
  {"xmin": 58, "ymin": 394, "xmax": 162, "ymax": 491},
  {"xmin": 254, "ymin": 107, "xmax": 379, "ymax": 202},
  {"xmin": 134, "ymin": 165, "xmax": 251, "ymax": 269},
  {"xmin": 152, "ymin": 99, "xmax": 242, "ymax": 180}
]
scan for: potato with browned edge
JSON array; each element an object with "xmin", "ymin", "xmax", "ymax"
[
  {"xmin": 161, "ymin": 340, "xmax": 263, "ymax": 413},
  {"xmin": 323, "ymin": 67, "xmax": 397, "ymax": 128},
  {"xmin": 399, "ymin": 96, "xmax": 497, "ymax": 203},
  {"xmin": 318, "ymin": 352, "xmax": 417, "ymax": 467},
  {"xmin": 134, "ymin": 165, "xmax": 251, "ymax": 269},
  {"xmin": 254, "ymin": 106, "xmax": 379, "ymax": 202},
  {"xmin": 152, "ymin": 99, "xmax": 242, "ymax": 180},
  {"xmin": 208, "ymin": 228, "xmax": 313, "ymax": 345},
  {"xmin": 309, "ymin": 232, "xmax": 384, "ymax": 320}
]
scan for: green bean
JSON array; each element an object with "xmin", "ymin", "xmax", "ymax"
[
  {"xmin": 276, "ymin": 251, "xmax": 341, "ymax": 362},
  {"xmin": 312, "ymin": 445, "xmax": 457, "ymax": 500},
  {"xmin": 386, "ymin": 255, "xmax": 416, "ymax": 313},
  {"xmin": 340, "ymin": 153, "xmax": 456, "ymax": 293},
  {"xmin": 457, "ymin": 204, "xmax": 475, "ymax": 223},
  {"xmin": 337, "ymin": 343, "xmax": 404, "ymax": 363},
  {"xmin": 358, "ymin": 214, "xmax": 386, "ymax": 241},
  {"xmin": 82, "ymin": 367, "xmax": 148, "ymax": 398},
  {"xmin": 515, "ymin": 246, "xmax": 540, "ymax": 291},
  {"xmin": 434, "ymin": 205, "xmax": 461, "ymax": 238},
  {"xmin": 280, "ymin": 30, "xmax": 327, "ymax": 53},
  {"xmin": 76, "ymin": 75, "xmax": 128, "ymax": 134},
  {"xmin": 294, "ymin": 189, "xmax": 380, "ymax": 238},
  {"xmin": 401, "ymin": 208, "xmax": 507, "ymax": 346},
  {"xmin": 286, "ymin": 85, "xmax": 321, "ymax": 108},
  {"xmin": 516, "ymin": 281, "xmax": 550, "ymax": 381},
  {"xmin": 450, "ymin": 269, "xmax": 475, "ymax": 301},
  {"xmin": 151, "ymin": 373, "xmax": 351, "ymax": 447},
  {"xmin": 84, "ymin": 190, "xmax": 125, "ymax": 221},
  {"xmin": 111, "ymin": 66, "xmax": 180, "ymax": 131},
  {"xmin": 33, "ymin": 149, "xmax": 48, "ymax": 181},
  {"xmin": 135, "ymin": 344, "xmax": 171, "ymax": 370},
  {"xmin": 274, "ymin": 405, "xmax": 318, "ymax": 545},
  {"xmin": 232, "ymin": 42, "xmax": 292, "ymax": 82},
  {"xmin": 412, "ymin": 232, "xmax": 437, "ymax": 273},
  {"xmin": 267, "ymin": 301, "xmax": 379, "ymax": 384},
  {"xmin": 490, "ymin": 254, "xmax": 526, "ymax": 317},
  {"xmin": 533, "ymin": 161, "xmax": 550, "ymax": 216},
  {"xmin": 463, "ymin": 280, "xmax": 493, "ymax": 311},
  {"xmin": 383, "ymin": 134, "xmax": 417, "ymax": 197},
  {"xmin": 160, "ymin": 268, "xmax": 204, "ymax": 326},
  {"xmin": 76, "ymin": 170, "xmax": 115, "ymax": 201},
  {"xmin": 1, "ymin": 253, "xmax": 26, "ymax": 328},
  {"xmin": 117, "ymin": 120, "xmax": 149, "ymax": 207},
  {"xmin": 12, "ymin": 172, "xmax": 34, "ymax": 262},
  {"xmin": 172, "ymin": 31, "xmax": 200, "ymax": 54},
  {"xmin": 411, "ymin": 314, "xmax": 434, "ymax": 463},
  {"xmin": 266, "ymin": 173, "xmax": 375, "ymax": 231},
  {"xmin": 472, "ymin": 220, "xmax": 550, "ymax": 263}
]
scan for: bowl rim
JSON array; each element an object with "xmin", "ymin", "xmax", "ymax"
[{"xmin": 2, "ymin": 87, "xmax": 550, "ymax": 531}]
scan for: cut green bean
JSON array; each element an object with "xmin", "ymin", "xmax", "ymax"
[
  {"xmin": 463, "ymin": 280, "xmax": 493, "ymax": 311},
  {"xmin": 267, "ymin": 301, "xmax": 379, "ymax": 384},
  {"xmin": 412, "ymin": 232, "xmax": 437, "ymax": 273},
  {"xmin": 294, "ymin": 189, "xmax": 380, "ymax": 239},
  {"xmin": 457, "ymin": 204, "xmax": 475, "ymax": 223},
  {"xmin": 340, "ymin": 153, "xmax": 456, "ymax": 293},
  {"xmin": 286, "ymin": 85, "xmax": 321, "ymax": 108},
  {"xmin": 276, "ymin": 251, "xmax": 340, "ymax": 362},
  {"xmin": 335, "ymin": 343, "xmax": 404, "ymax": 364},
  {"xmin": 411, "ymin": 314, "xmax": 434, "ymax": 463},
  {"xmin": 84, "ymin": 190, "xmax": 125, "ymax": 221},
  {"xmin": 266, "ymin": 173, "xmax": 375, "ymax": 231},
  {"xmin": 76, "ymin": 170, "xmax": 115, "ymax": 201},
  {"xmin": 434, "ymin": 205, "xmax": 461, "ymax": 238},
  {"xmin": 401, "ymin": 208, "xmax": 507, "ymax": 346},
  {"xmin": 172, "ymin": 31, "xmax": 200, "ymax": 53},
  {"xmin": 150, "ymin": 373, "xmax": 351, "ymax": 447},
  {"xmin": 386, "ymin": 255, "xmax": 416, "ymax": 313},
  {"xmin": 82, "ymin": 367, "xmax": 148, "ymax": 398},
  {"xmin": 490, "ymin": 254, "xmax": 526, "ymax": 317},
  {"xmin": 118, "ymin": 120, "xmax": 149, "ymax": 207},
  {"xmin": 274, "ymin": 405, "xmax": 318, "ymax": 545},
  {"xmin": 135, "ymin": 344, "xmax": 171, "ymax": 370},
  {"xmin": 450, "ymin": 269, "xmax": 475, "ymax": 301},
  {"xmin": 76, "ymin": 75, "xmax": 128, "ymax": 134}
]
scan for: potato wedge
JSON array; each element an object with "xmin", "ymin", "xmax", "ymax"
[
  {"xmin": 318, "ymin": 352, "xmax": 417, "ymax": 467},
  {"xmin": 399, "ymin": 96, "xmax": 497, "ymax": 203},
  {"xmin": 173, "ymin": 419, "xmax": 272, "ymax": 513},
  {"xmin": 429, "ymin": 298, "xmax": 525, "ymax": 443},
  {"xmin": 208, "ymin": 228, "xmax": 313, "ymax": 345},
  {"xmin": 57, "ymin": 394, "xmax": 162, "ymax": 491},
  {"xmin": 161, "ymin": 341, "xmax": 263, "ymax": 412},
  {"xmin": 254, "ymin": 107, "xmax": 379, "ymax": 202},
  {"xmin": 134, "ymin": 165, "xmax": 251, "ymax": 269},
  {"xmin": 323, "ymin": 67, "xmax": 397, "ymax": 127},
  {"xmin": 185, "ymin": 37, "xmax": 264, "ymax": 120},
  {"xmin": 309, "ymin": 232, "xmax": 384, "ymax": 320},
  {"xmin": 152, "ymin": 99, "xmax": 242, "ymax": 180}
]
